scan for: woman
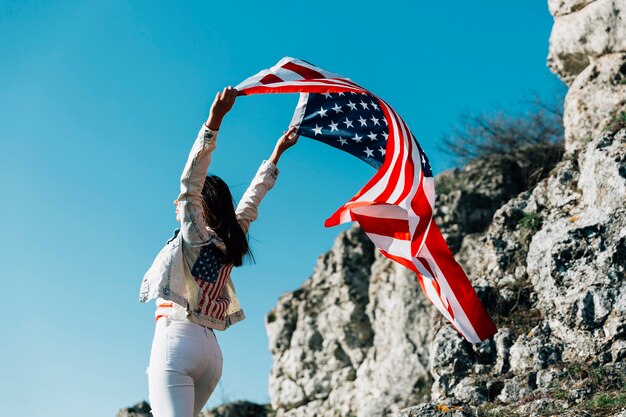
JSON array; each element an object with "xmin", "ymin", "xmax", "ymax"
[{"xmin": 139, "ymin": 86, "xmax": 299, "ymax": 417}]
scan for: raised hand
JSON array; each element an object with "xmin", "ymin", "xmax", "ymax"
[
  {"xmin": 206, "ymin": 86, "xmax": 237, "ymax": 130},
  {"xmin": 269, "ymin": 126, "xmax": 300, "ymax": 165}
]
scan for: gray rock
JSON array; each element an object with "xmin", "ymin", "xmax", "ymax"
[
  {"xmin": 200, "ymin": 401, "xmax": 272, "ymax": 417},
  {"xmin": 117, "ymin": 402, "xmax": 152, "ymax": 417},
  {"xmin": 389, "ymin": 403, "xmax": 474, "ymax": 417},
  {"xmin": 563, "ymin": 53, "xmax": 626, "ymax": 151},
  {"xmin": 548, "ymin": 0, "xmax": 598, "ymax": 16},
  {"xmin": 548, "ymin": 0, "xmax": 626, "ymax": 84}
]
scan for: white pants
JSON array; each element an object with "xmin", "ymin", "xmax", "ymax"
[{"xmin": 148, "ymin": 318, "xmax": 223, "ymax": 417}]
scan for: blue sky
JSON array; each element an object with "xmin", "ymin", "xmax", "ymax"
[{"xmin": 0, "ymin": 1, "xmax": 561, "ymax": 416}]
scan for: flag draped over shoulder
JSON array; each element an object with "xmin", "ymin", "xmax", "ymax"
[{"xmin": 236, "ymin": 57, "xmax": 497, "ymax": 343}]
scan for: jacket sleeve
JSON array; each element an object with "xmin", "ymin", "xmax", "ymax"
[
  {"xmin": 177, "ymin": 125, "xmax": 219, "ymax": 246},
  {"xmin": 236, "ymin": 160, "xmax": 279, "ymax": 233}
]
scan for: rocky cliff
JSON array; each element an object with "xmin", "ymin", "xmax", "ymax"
[{"xmin": 265, "ymin": 1, "xmax": 626, "ymax": 416}]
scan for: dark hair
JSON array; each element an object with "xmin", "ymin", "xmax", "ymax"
[{"xmin": 201, "ymin": 175, "xmax": 252, "ymax": 266}]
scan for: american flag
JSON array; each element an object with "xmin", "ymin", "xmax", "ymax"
[{"xmin": 236, "ymin": 57, "xmax": 496, "ymax": 343}]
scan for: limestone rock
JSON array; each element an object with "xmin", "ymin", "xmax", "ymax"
[
  {"xmin": 563, "ymin": 53, "xmax": 626, "ymax": 150},
  {"xmin": 117, "ymin": 402, "xmax": 152, "ymax": 417},
  {"xmin": 390, "ymin": 403, "xmax": 474, "ymax": 417},
  {"xmin": 548, "ymin": 0, "xmax": 598, "ymax": 16},
  {"xmin": 266, "ymin": 227, "xmax": 435, "ymax": 417},
  {"xmin": 548, "ymin": 0, "xmax": 626, "ymax": 84},
  {"xmin": 200, "ymin": 401, "xmax": 272, "ymax": 417}
]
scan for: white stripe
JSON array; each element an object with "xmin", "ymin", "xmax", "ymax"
[
  {"xmin": 214, "ymin": 265, "xmax": 234, "ymax": 316},
  {"xmin": 351, "ymin": 204, "xmax": 408, "ymax": 220},
  {"xmin": 271, "ymin": 67, "xmax": 306, "ymax": 82},
  {"xmin": 354, "ymin": 100, "xmax": 404, "ymax": 202},
  {"xmin": 385, "ymin": 106, "xmax": 411, "ymax": 203},
  {"xmin": 416, "ymin": 246, "xmax": 481, "ymax": 343},
  {"xmin": 365, "ymin": 232, "xmax": 411, "ymax": 259},
  {"xmin": 394, "ymin": 118, "xmax": 423, "ymax": 210},
  {"xmin": 392, "ymin": 116, "xmax": 429, "ymax": 255},
  {"xmin": 422, "ymin": 176, "xmax": 436, "ymax": 208},
  {"xmin": 290, "ymin": 93, "xmax": 310, "ymax": 128}
]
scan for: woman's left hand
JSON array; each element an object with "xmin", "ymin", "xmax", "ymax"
[{"xmin": 269, "ymin": 126, "xmax": 299, "ymax": 166}]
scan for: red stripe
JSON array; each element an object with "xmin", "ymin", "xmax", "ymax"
[
  {"xmin": 208, "ymin": 265, "xmax": 226, "ymax": 301},
  {"xmin": 195, "ymin": 279, "xmax": 210, "ymax": 313},
  {"xmin": 259, "ymin": 73, "xmax": 283, "ymax": 84},
  {"xmin": 422, "ymin": 224, "xmax": 497, "ymax": 340},
  {"xmin": 209, "ymin": 264, "xmax": 232, "ymax": 315},
  {"xmin": 237, "ymin": 83, "xmax": 364, "ymax": 97},
  {"xmin": 378, "ymin": 249, "xmax": 418, "ymax": 273},
  {"xmin": 375, "ymin": 106, "xmax": 408, "ymax": 203},
  {"xmin": 414, "ymin": 273, "xmax": 466, "ymax": 337},
  {"xmin": 218, "ymin": 298, "xmax": 227, "ymax": 319},
  {"xmin": 391, "ymin": 115, "xmax": 416, "ymax": 206},
  {"xmin": 353, "ymin": 211, "xmax": 410, "ymax": 240},
  {"xmin": 282, "ymin": 61, "xmax": 326, "ymax": 80},
  {"xmin": 203, "ymin": 276, "xmax": 216, "ymax": 316},
  {"xmin": 415, "ymin": 256, "xmax": 436, "ymax": 279},
  {"xmin": 430, "ymin": 277, "xmax": 455, "ymax": 320},
  {"xmin": 358, "ymin": 101, "xmax": 404, "ymax": 203},
  {"xmin": 410, "ymin": 173, "xmax": 434, "ymax": 257}
]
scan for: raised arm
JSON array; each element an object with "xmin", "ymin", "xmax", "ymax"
[
  {"xmin": 178, "ymin": 87, "xmax": 237, "ymax": 245},
  {"xmin": 236, "ymin": 127, "xmax": 299, "ymax": 232}
]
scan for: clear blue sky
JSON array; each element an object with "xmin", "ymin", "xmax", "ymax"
[{"xmin": 0, "ymin": 1, "xmax": 561, "ymax": 416}]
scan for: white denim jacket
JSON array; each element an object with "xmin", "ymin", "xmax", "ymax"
[{"xmin": 139, "ymin": 124, "xmax": 278, "ymax": 330}]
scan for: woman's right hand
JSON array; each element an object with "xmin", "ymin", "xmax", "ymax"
[{"xmin": 206, "ymin": 86, "xmax": 237, "ymax": 130}]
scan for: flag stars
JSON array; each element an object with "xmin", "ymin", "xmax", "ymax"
[
  {"xmin": 364, "ymin": 147, "xmax": 374, "ymax": 158},
  {"xmin": 337, "ymin": 92, "xmax": 345, "ymax": 96},
  {"xmin": 370, "ymin": 116, "xmax": 380, "ymax": 126},
  {"xmin": 359, "ymin": 100, "xmax": 369, "ymax": 110},
  {"xmin": 382, "ymin": 132, "xmax": 389, "ymax": 140},
  {"xmin": 371, "ymin": 102, "xmax": 380, "ymax": 110},
  {"xmin": 312, "ymin": 124, "xmax": 323, "ymax": 135},
  {"xmin": 323, "ymin": 92, "xmax": 333, "ymax": 98},
  {"xmin": 318, "ymin": 107, "xmax": 328, "ymax": 118},
  {"xmin": 338, "ymin": 137, "xmax": 348, "ymax": 146},
  {"xmin": 328, "ymin": 121, "xmax": 339, "ymax": 132},
  {"xmin": 347, "ymin": 101, "xmax": 358, "ymax": 111},
  {"xmin": 358, "ymin": 116, "xmax": 368, "ymax": 127},
  {"xmin": 367, "ymin": 132, "xmax": 378, "ymax": 141},
  {"xmin": 331, "ymin": 103, "xmax": 343, "ymax": 114},
  {"xmin": 343, "ymin": 117, "xmax": 354, "ymax": 128},
  {"xmin": 378, "ymin": 146, "xmax": 386, "ymax": 156},
  {"xmin": 352, "ymin": 133, "xmax": 363, "ymax": 143}
]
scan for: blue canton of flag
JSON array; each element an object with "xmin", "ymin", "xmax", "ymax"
[
  {"xmin": 293, "ymin": 91, "xmax": 432, "ymax": 176},
  {"xmin": 294, "ymin": 92, "xmax": 389, "ymax": 169},
  {"xmin": 191, "ymin": 245, "xmax": 225, "ymax": 284}
]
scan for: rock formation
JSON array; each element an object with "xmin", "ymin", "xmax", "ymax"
[{"xmin": 265, "ymin": 1, "xmax": 626, "ymax": 416}]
